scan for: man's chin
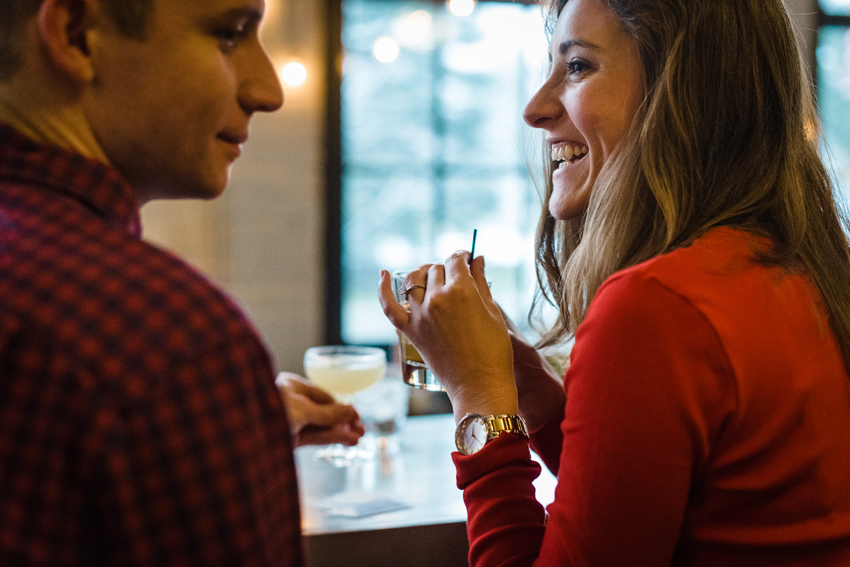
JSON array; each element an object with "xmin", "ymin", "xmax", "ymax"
[{"xmin": 136, "ymin": 179, "xmax": 228, "ymax": 205}]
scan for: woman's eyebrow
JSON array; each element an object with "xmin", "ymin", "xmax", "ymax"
[{"xmin": 558, "ymin": 39, "xmax": 600, "ymax": 55}]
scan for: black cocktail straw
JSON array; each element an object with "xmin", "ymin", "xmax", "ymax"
[{"xmin": 469, "ymin": 229, "xmax": 478, "ymax": 266}]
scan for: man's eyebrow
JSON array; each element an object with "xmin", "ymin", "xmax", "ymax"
[
  {"xmin": 558, "ymin": 39, "xmax": 600, "ymax": 55},
  {"xmin": 214, "ymin": 7, "xmax": 264, "ymax": 24}
]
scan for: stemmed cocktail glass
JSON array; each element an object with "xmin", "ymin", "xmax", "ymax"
[{"xmin": 303, "ymin": 345, "xmax": 387, "ymax": 466}]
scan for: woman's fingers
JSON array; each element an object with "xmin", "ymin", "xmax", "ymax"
[
  {"xmin": 469, "ymin": 255, "xmax": 494, "ymax": 302},
  {"xmin": 444, "ymin": 253, "xmax": 497, "ymax": 314},
  {"xmin": 402, "ymin": 266, "xmax": 429, "ymax": 304},
  {"xmin": 378, "ymin": 270, "xmax": 411, "ymax": 328}
]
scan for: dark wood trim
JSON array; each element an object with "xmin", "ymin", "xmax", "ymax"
[
  {"xmin": 322, "ymin": 0, "xmax": 344, "ymax": 345},
  {"xmin": 818, "ymin": 5, "xmax": 850, "ymax": 26}
]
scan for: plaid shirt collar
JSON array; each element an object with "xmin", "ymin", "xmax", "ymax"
[{"xmin": 0, "ymin": 123, "xmax": 142, "ymax": 238}]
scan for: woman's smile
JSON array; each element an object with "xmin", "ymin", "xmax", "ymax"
[{"xmin": 523, "ymin": 0, "xmax": 643, "ymax": 220}]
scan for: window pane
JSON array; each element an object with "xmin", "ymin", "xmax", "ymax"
[
  {"xmin": 820, "ymin": 0, "xmax": 850, "ymax": 16},
  {"xmin": 342, "ymin": 2, "xmax": 437, "ymax": 166},
  {"xmin": 341, "ymin": 0, "xmax": 548, "ymax": 345},
  {"xmin": 817, "ymin": 26, "xmax": 850, "ymax": 211}
]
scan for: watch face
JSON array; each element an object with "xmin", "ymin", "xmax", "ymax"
[
  {"xmin": 455, "ymin": 413, "xmax": 529, "ymax": 455},
  {"xmin": 458, "ymin": 415, "xmax": 488, "ymax": 455}
]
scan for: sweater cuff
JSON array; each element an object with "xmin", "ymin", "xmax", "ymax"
[{"xmin": 453, "ymin": 430, "xmax": 536, "ymax": 489}]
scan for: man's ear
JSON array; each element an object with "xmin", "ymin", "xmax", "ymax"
[{"xmin": 36, "ymin": 0, "xmax": 101, "ymax": 83}]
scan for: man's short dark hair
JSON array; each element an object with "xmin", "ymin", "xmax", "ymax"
[{"xmin": 0, "ymin": 0, "xmax": 153, "ymax": 81}]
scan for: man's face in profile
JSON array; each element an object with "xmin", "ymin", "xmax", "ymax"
[{"xmin": 82, "ymin": 0, "xmax": 283, "ymax": 203}]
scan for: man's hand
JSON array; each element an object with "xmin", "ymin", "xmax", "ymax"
[{"xmin": 276, "ymin": 372, "xmax": 365, "ymax": 448}]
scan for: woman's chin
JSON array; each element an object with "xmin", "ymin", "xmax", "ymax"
[{"xmin": 549, "ymin": 189, "xmax": 590, "ymax": 221}]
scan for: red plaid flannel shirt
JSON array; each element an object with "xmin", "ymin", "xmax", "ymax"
[{"xmin": 0, "ymin": 125, "xmax": 302, "ymax": 566}]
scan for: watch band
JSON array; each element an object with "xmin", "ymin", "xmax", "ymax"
[{"xmin": 482, "ymin": 414, "xmax": 529, "ymax": 442}]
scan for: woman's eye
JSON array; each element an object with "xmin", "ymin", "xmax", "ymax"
[{"xmin": 567, "ymin": 59, "xmax": 589, "ymax": 76}]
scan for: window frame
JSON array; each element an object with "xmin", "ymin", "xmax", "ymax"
[{"xmin": 323, "ymin": 0, "xmax": 540, "ymax": 345}]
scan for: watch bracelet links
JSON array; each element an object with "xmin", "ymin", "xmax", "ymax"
[{"xmin": 484, "ymin": 414, "xmax": 529, "ymax": 442}]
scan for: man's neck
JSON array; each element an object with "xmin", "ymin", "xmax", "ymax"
[{"xmin": 0, "ymin": 95, "xmax": 109, "ymax": 164}]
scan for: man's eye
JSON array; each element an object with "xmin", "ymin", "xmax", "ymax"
[{"xmin": 216, "ymin": 26, "xmax": 248, "ymax": 51}]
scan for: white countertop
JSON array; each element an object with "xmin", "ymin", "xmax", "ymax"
[{"xmin": 296, "ymin": 412, "xmax": 557, "ymax": 567}]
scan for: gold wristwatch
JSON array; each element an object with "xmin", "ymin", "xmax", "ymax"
[{"xmin": 455, "ymin": 413, "xmax": 529, "ymax": 455}]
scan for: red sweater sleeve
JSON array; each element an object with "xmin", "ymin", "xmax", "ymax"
[
  {"xmin": 453, "ymin": 272, "xmax": 734, "ymax": 566},
  {"xmin": 529, "ymin": 413, "xmax": 564, "ymax": 476}
]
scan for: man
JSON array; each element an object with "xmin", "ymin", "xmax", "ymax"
[{"xmin": 0, "ymin": 0, "xmax": 361, "ymax": 564}]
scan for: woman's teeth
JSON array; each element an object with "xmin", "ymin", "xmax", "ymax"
[{"xmin": 551, "ymin": 143, "xmax": 588, "ymax": 167}]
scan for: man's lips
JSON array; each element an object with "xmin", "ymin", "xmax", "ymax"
[
  {"xmin": 218, "ymin": 132, "xmax": 248, "ymax": 145},
  {"xmin": 217, "ymin": 133, "xmax": 247, "ymax": 159}
]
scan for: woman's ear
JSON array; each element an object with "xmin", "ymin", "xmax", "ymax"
[{"xmin": 36, "ymin": 0, "xmax": 101, "ymax": 83}]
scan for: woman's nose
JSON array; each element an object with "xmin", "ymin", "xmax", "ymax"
[{"xmin": 522, "ymin": 81, "xmax": 561, "ymax": 129}]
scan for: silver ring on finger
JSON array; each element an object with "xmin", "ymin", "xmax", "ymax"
[{"xmin": 403, "ymin": 284, "xmax": 426, "ymax": 299}]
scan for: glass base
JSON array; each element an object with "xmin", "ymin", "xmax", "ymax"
[
  {"xmin": 314, "ymin": 444, "xmax": 359, "ymax": 467},
  {"xmin": 402, "ymin": 361, "xmax": 445, "ymax": 392}
]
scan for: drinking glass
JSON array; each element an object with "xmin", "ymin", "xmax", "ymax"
[
  {"xmin": 391, "ymin": 272, "xmax": 444, "ymax": 391},
  {"xmin": 391, "ymin": 271, "xmax": 490, "ymax": 391},
  {"xmin": 303, "ymin": 345, "xmax": 387, "ymax": 466},
  {"xmin": 353, "ymin": 377, "xmax": 410, "ymax": 457}
]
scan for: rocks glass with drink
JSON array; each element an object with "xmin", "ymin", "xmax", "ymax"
[
  {"xmin": 391, "ymin": 269, "xmax": 492, "ymax": 392},
  {"xmin": 391, "ymin": 271, "xmax": 445, "ymax": 392}
]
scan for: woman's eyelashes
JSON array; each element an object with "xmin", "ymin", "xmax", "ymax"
[{"xmin": 567, "ymin": 58, "xmax": 592, "ymax": 78}]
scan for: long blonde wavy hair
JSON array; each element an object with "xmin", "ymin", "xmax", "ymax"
[{"xmin": 532, "ymin": 0, "xmax": 850, "ymax": 371}]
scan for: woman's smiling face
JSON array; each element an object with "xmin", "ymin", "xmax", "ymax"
[{"xmin": 523, "ymin": 0, "xmax": 643, "ymax": 221}]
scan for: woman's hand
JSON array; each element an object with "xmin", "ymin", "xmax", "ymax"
[
  {"xmin": 276, "ymin": 372, "xmax": 365, "ymax": 447},
  {"xmin": 378, "ymin": 252, "xmax": 518, "ymax": 421}
]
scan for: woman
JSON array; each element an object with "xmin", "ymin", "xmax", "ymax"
[{"xmin": 379, "ymin": 0, "xmax": 850, "ymax": 565}]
